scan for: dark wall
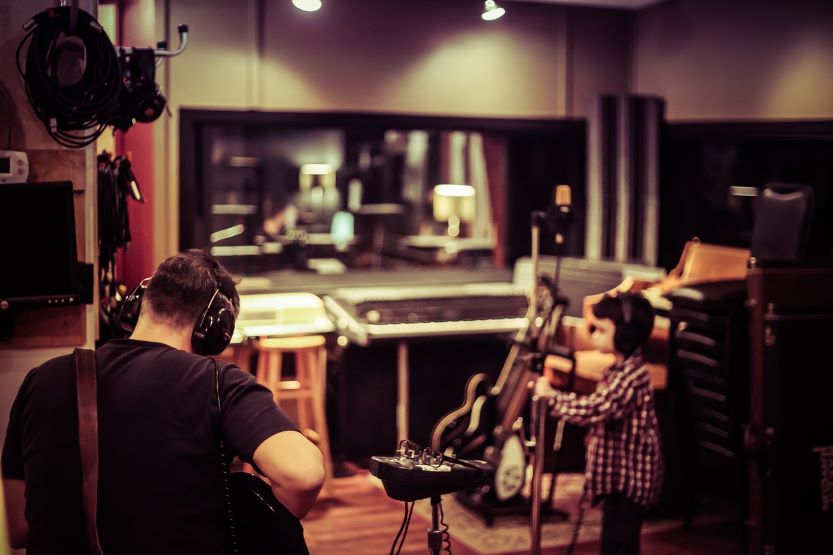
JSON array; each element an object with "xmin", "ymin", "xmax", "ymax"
[{"xmin": 659, "ymin": 121, "xmax": 833, "ymax": 268}]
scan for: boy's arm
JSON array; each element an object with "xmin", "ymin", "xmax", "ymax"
[{"xmin": 549, "ymin": 370, "xmax": 647, "ymax": 426}]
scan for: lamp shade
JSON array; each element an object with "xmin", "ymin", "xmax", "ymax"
[
  {"xmin": 292, "ymin": 0, "xmax": 322, "ymax": 12},
  {"xmin": 299, "ymin": 163, "xmax": 335, "ymax": 191},
  {"xmin": 481, "ymin": 0, "xmax": 505, "ymax": 21},
  {"xmin": 433, "ymin": 184, "xmax": 476, "ymax": 223}
]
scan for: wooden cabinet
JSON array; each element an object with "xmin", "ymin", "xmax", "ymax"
[{"xmin": 746, "ymin": 264, "xmax": 833, "ymax": 554}]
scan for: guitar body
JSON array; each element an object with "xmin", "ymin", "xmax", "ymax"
[
  {"xmin": 231, "ymin": 472, "xmax": 310, "ymax": 555},
  {"xmin": 485, "ymin": 432, "xmax": 526, "ymax": 501},
  {"xmin": 431, "ymin": 372, "xmax": 495, "ymax": 457}
]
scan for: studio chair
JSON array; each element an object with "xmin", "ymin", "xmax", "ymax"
[
  {"xmin": 255, "ymin": 335, "xmax": 334, "ymax": 496},
  {"xmin": 750, "ymin": 183, "xmax": 815, "ymax": 262}
]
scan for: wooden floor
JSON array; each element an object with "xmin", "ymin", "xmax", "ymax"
[{"xmin": 302, "ymin": 470, "xmax": 747, "ymax": 555}]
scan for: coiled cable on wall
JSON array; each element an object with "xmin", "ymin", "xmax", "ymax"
[
  {"xmin": 17, "ymin": 5, "xmax": 121, "ymax": 148},
  {"xmin": 97, "ymin": 152, "xmax": 134, "ymax": 340}
]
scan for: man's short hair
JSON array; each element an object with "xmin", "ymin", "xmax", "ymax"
[
  {"xmin": 592, "ymin": 292, "xmax": 655, "ymax": 356},
  {"xmin": 144, "ymin": 249, "xmax": 240, "ymax": 330}
]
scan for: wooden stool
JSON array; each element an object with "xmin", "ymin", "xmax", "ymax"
[{"xmin": 255, "ymin": 335, "xmax": 333, "ymax": 496}]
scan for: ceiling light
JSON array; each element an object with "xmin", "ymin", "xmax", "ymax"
[
  {"xmin": 481, "ymin": 0, "xmax": 505, "ymax": 21},
  {"xmin": 292, "ymin": 0, "xmax": 322, "ymax": 12}
]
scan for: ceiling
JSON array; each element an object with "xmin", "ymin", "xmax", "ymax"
[{"xmin": 503, "ymin": 0, "xmax": 666, "ymax": 10}]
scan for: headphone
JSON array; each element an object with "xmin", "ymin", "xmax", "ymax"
[
  {"xmin": 611, "ymin": 292, "xmax": 641, "ymax": 356},
  {"xmin": 109, "ymin": 47, "xmax": 167, "ymax": 132},
  {"xmin": 619, "ymin": 292, "xmax": 633, "ymax": 325},
  {"xmin": 118, "ymin": 274, "xmax": 237, "ymax": 356}
]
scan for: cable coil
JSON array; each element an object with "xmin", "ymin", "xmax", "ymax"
[{"xmin": 17, "ymin": 6, "xmax": 121, "ymax": 148}]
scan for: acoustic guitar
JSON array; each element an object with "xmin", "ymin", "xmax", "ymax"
[
  {"xmin": 229, "ymin": 472, "xmax": 310, "ymax": 555},
  {"xmin": 213, "ymin": 362, "xmax": 309, "ymax": 555}
]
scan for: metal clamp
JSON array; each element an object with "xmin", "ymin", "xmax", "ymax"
[{"xmin": 116, "ymin": 23, "xmax": 189, "ymax": 59}]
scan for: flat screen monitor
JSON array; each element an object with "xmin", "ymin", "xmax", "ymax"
[{"xmin": 0, "ymin": 181, "xmax": 81, "ymax": 308}]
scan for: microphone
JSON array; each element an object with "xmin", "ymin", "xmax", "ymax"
[
  {"xmin": 551, "ymin": 184, "xmax": 572, "ymax": 246},
  {"xmin": 555, "ymin": 184, "xmax": 571, "ymax": 210}
]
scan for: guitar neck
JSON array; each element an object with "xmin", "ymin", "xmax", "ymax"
[{"xmin": 497, "ymin": 364, "xmax": 535, "ymax": 431}]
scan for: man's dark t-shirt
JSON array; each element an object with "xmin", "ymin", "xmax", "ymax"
[{"xmin": 1, "ymin": 339, "xmax": 298, "ymax": 554}]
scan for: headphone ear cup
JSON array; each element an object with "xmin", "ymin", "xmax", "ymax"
[
  {"xmin": 133, "ymin": 88, "xmax": 166, "ymax": 123},
  {"xmin": 118, "ymin": 282, "xmax": 147, "ymax": 332},
  {"xmin": 191, "ymin": 292, "xmax": 236, "ymax": 356},
  {"xmin": 613, "ymin": 294, "xmax": 631, "ymax": 355}
]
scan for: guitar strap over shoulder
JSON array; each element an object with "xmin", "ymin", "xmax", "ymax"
[{"xmin": 74, "ymin": 348, "xmax": 106, "ymax": 555}]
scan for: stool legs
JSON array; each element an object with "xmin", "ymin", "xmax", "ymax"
[
  {"xmin": 295, "ymin": 347, "xmax": 333, "ymax": 497},
  {"xmin": 254, "ymin": 339, "xmax": 334, "ymax": 497},
  {"xmin": 311, "ymin": 347, "xmax": 333, "ymax": 497},
  {"xmin": 256, "ymin": 349, "xmax": 283, "ymax": 404}
]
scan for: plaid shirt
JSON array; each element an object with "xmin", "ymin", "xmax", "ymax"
[{"xmin": 551, "ymin": 351, "xmax": 664, "ymax": 507}]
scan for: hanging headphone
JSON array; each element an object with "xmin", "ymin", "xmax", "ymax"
[
  {"xmin": 118, "ymin": 274, "xmax": 236, "ymax": 356},
  {"xmin": 109, "ymin": 47, "xmax": 167, "ymax": 132}
]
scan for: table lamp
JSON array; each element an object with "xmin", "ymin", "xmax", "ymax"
[
  {"xmin": 299, "ymin": 163, "xmax": 339, "ymax": 223},
  {"xmin": 433, "ymin": 183, "xmax": 475, "ymax": 238}
]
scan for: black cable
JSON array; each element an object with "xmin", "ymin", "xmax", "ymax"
[
  {"xmin": 398, "ymin": 501, "xmax": 414, "ymax": 555},
  {"xmin": 390, "ymin": 501, "xmax": 410, "ymax": 555},
  {"xmin": 17, "ymin": 6, "xmax": 120, "ymax": 148},
  {"xmin": 566, "ymin": 489, "xmax": 587, "ymax": 555},
  {"xmin": 97, "ymin": 153, "xmax": 133, "ymax": 340},
  {"xmin": 439, "ymin": 500, "xmax": 452, "ymax": 554},
  {"xmin": 390, "ymin": 501, "xmax": 414, "ymax": 555}
]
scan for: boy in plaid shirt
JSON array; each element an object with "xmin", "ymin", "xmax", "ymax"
[{"xmin": 536, "ymin": 292, "xmax": 663, "ymax": 555}]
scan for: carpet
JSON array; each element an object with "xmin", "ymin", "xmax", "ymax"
[{"xmin": 373, "ymin": 473, "xmax": 725, "ymax": 555}]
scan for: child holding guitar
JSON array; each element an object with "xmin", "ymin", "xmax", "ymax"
[{"xmin": 535, "ymin": 292, "xmax": 663, "ymax": 555}]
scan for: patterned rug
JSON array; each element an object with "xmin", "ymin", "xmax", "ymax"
[{"xmin": 372, "ymin": 473, "xmax": 716, "ymax": 554}]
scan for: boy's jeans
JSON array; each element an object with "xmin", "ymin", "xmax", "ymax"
[{"xmin": 600, "ymin": 494, "xmax": 644, "ymax": 555}]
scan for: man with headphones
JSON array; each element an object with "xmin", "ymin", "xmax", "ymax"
[
  {"xmin": 536, "ymin": 292, "xmax": 664, "ymax": 555},
  {"xmin": 2, "ymin": 249, "xmax": 325, "ymax": 554}
]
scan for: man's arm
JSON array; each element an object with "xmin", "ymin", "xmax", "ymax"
[
  {"xmin": 252, "ymin": 430, "xmax": 325, "ymax": 519},
  {"xmin": 2, "ymin": 478, "xmax": 27, "ymax": 549}
]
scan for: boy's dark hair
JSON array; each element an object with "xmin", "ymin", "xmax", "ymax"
[
  {"xmin": 144, "ymin": 249, "xmax": 240, "ymax": 329},
  {"xmin": 592, "ymin": 292, "xmax": 655, "ymax": 356}
]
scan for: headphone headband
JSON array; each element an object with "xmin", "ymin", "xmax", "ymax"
[{"xmin": 619, "ymin": 293, "xmax": 633, "ymax": 325}]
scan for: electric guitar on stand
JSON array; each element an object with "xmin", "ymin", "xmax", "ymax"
[{"xmin": 430, "ymin": 188, "xmax": 577, "ymax": 522}]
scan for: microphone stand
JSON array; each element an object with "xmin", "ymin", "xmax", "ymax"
[{"xmin": 527, "ymin": 203, "xmax": 575, "ymax": 555}]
